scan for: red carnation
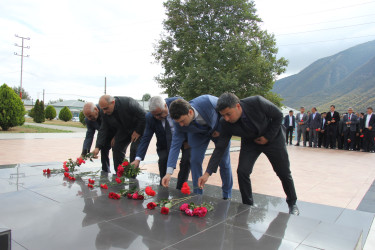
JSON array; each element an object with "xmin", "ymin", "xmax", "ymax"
[
  {"xmin": 115, "ymin": 177, "xmax": 122, "ymax": 184},
  {"xmin": 117, "ymin": 165, "xmax": 124, "ymax": 177},
  {"xmin": 88, "ymin": 179, "xmax": 95, "ymax": 184},
  {"xmin": 63, "ymin": 161, "xmax": 67, "ymax": 167},
  {"xmin": 87, "ymin": 184, "xmax": 94, "ymax": 188},
  {"xmin": 360, "ymin": 134, "xmax": 364, "ymax": 138},
  {"xmin": 108, "ymin": 192, "xmax": 120, "ymax": 200},
  {"xmin": 137, "ymin": 195, "xmax": 145, "ymax": 200},
  {"xmin": 64, "ymin": 167, "xmax": 69, "ymax": 172},
  {"xmin": 185, "ymin": 209, "xmax": 194, "ymax": 216},
  {"xmin": 301, "ymin": 119, "xmax": 303, "ymax": 122},
  {"xmin": 69, "ymin": 176, "xmax": 76, "ymax": 181},
  {"xmin": 161, "ymin": 207, "xmax": 169, "ymax": 215},
  {"xmin": 64, "ymin": 172, "xmax": 70, "ymax": 177},
  {"xmin": 132, "ymin": 192, "xmax": 139, "ymax": 200},
  {"xmin": 181, "ymin": 182, "xmax": 191, "ymax": 195},
  {"xmin": 145, "ymin": 186, "xmax": 156, "ymax": 196},
  {"xmin": 46, "ymin": 169, "xmax": 51, "ymax": 174},
  {"xmin": 315, "ymin": 129, "xmax": 319, "ymax": 131},
  {"xmin": 197, "ymin": 207, "xmax": 208, "ymax": 218},
  {"xmin": 122, "ymin": 161, "xmax": 129, "ymax": 166},
  {"xmin": 100, "ymin": 184, "xmax": 108, "ymax": 189},
  {"xmin": 43, "ymin": 169, "xmax": 47, "ymax": 174},
  {"xmin": 127, "ymin": 193, "xmax": 133, "ymax": 199},
  {"xmin": 147, "ymin": 202, "xmax": 157, "ymax": 210}
]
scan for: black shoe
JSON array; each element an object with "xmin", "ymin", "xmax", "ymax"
[
  {"xmin": 223, "ymin": 197, "xmax": 231, "ymax": 200},
  {"xmin": 295, "ymin": 143, "xmax": 300, "ymax": 146},
  {"xmin": 289, "ymin": 205, "xmax": 300, "ymax": 216}
]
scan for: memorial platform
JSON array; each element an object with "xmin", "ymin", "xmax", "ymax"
[{"xmin": 0, "ymin": 161, "xmax": 371, "ymax": 250}]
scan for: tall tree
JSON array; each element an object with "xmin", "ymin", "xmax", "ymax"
[
  {"xmin": 142, "ymin": 93, "xmax": 151, "ymax": 101},
  {"xmin": 153, "ymin": 0, "xmax": 287, "ymax": 105},
  {"xmin": 12, "ymin": 86, "xmax": 31, "ymax": 100}
]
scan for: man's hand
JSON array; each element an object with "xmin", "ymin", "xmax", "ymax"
[
  {"xmin": 306, "ymin": 128, "xmax": 310, "ymax": 132},
  {"xmin": 92, "ymin": 148, "xmax": 100, "ymax": 159},
  {"xmin": 212, "ymin": 131, "xmax": 220, "ymax": 138},
  {"xmin": 254, "ymin": 136, "xmax": 268, "ymax": 145},
  {"xmin": 327, "ymin": 121, "xmax": 331, "ymax": 125},
  {"xmin": 369, "ymin": 126, "xmax": 373, "ymax": 130},
  {"xmin": 321, "ymin": 129, "xmax": 325, "ymax": 133},
  {"xmin": 198, "ymin": 172, "xmax": 210, "ymax": 189},
  {"xmin": 131, "ymin": 131, "xmax": 141, "ymax": 142},
  {"xmin": 111, "ymin": 137, "xmax": 115, "ymax": 147},
  {"xmin": 331, "ymin": 119, "xmax": 336, "ymax": 123},
  {"xmin": 317, "ymin": 128, "xmax": 321, "ymax": 132},
  {"xmin": 161, "ymin": 174, "xmax": 171, "ymax": 187},
  {"xmin": 131, "ymin": 159, "xmax": 140, "ymax": 168}
]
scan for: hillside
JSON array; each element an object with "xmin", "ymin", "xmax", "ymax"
[{"xmin": 273, "ymin": 40, "xmax": 375, "ymax": 113}]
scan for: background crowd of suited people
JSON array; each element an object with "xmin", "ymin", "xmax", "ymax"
[{"xmin": 283, "ymin": 105, "xmax": 375, "ymax": 153}]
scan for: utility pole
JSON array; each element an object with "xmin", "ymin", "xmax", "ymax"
[
  {"xmin": 14, "ymin": 34, "xmax": 30, "ymax": 99},
  {"xmin": 104, "ymin": 77, "xmax": 107, "ymax": 94}
]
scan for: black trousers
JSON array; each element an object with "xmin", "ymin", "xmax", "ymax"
[
  {"xmin": 327, "ymin": 125, "xmax": 338, "ymax": 148},
  {"xmin": 343, "ymin": 129, "xmax": 356, "ymax": 150},
  {"xmin": 100, "ymin": 144, "xmax": 111, "ymax": 172},
  {"xmin": 363, "ymin": 129, "xmax": 375, "ymax": 152},
  {"xmin": 112, "ymin": 132, "xmax": 141, "ymax": 172},
  {"xmin": 157, "ymin": 146, "xmax": 191, "ymax": 189},
  {"xmin": 318, "ymin": 130, "xmax": 327, "ymax": 147},
  {"xmin": 285, "ymin": 126, "xmax": 294, "ymax": 144},
  {"xmin": 237, "ymin": 129, "xmax": 297, "ymax": 206}
]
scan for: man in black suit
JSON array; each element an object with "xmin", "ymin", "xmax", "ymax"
[
  {"xmin": 362, "ymin": 107, "xmax": 375, "ymax": 153},
  {"xmin": 198, "ymin": 93, "xmax": 299, "ymax": 215},
  {"xmin": 342, "ymin": 107, "xmax": 359, "ymax": 151},
  {"xmin": 326, "ymin": 105, "xmax": 340, "ymax": 149},
  {"xmin": 131, "ymin": 96, "xmax": 190, "ymax": 189},
  {"xmin": 318, "ymin": 112, "xmax": 327, "ymax": 148},
  {"xmin": 80, "ymin": 102, "xmax": 111, "ymax": 172},
  {"xmin": 306, "ymin": 107, "xmax": 321, "ymax": 148},
  {"xmin": 92, "ymin": 95, "xmax": 146, "ymax": 172},
  {"xmin": 283, "ymin": 110, "xmax": 295, "ymax": 145}
]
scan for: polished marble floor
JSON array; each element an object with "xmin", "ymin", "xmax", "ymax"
[{"xmin": 0, "ymin": 162, "xmax": 370, "ymax": 250}]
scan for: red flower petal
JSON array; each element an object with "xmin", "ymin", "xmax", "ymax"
[{"xmin": 161, "ymin": 207, "xmax": 169, "ymax": 215}]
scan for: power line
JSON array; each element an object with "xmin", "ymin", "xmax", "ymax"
[
  {"xmin": 14, "ymin": 34, "xmax": 30, "ymax": 99},
  {"xmin": 278, "ymin": 34, "xmax": 375, "ymax": 46},
  {"xmin": 276, "ymin": 21, "xmax": 375, "ymax": 36}
]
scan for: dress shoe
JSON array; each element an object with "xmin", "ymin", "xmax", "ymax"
[
  {"xmin": 295, "ymin": 143, "xmax": 300, "ymax": 146},
  {"xmin": 223, "ymin": 197, "xmax": 231, "ymax": 201},
  {"xmin": 289, "ymin": 205, "xmax": 300, "ymax": 215},
  {"xmin": 371, "ymin": 151, "xmax": 375, "ymax": 153}
]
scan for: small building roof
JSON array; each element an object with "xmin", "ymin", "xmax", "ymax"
[{"xmin": 51, "ymin": 100, "xmax": 85, "ymax": 108}]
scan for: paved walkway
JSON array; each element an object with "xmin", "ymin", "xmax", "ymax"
[{"xmin": 24, "ymin": 122, "xmax": 87, "ymax": 132}]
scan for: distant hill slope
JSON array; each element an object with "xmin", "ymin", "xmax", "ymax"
[{"xmin": 273, "ymin": 40, "xmax": 375, "ymax": 113}]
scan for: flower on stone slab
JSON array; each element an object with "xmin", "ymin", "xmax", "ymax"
[
  {"xmin": 147, "ymin": 202, "xmax": 157, "ymax": 210},
  {"xmin": 117, "ymin": 165, "xmax": 124, "ymax": 177},
  {"xmin": 126, "ymin": 193, "xmax": 133, "ymax": 199},
  {"xmin": 87, "ymin": 184, "xmax": 94, "ymax": 188},
  {"xmin": 46, "ymin": 168, "xmax": 51, "ymax": 174},
  {"xmin": 76, "ymin": 157, "xmax": 85, "ymax": 166},
  {"xmin": 181, "ymin": 182, "xmax": 191, "ymax": 195},
  {"xmin": 185, "ymin": 209, "xmax": 194, "ymax": 216},
  {"xmin": 115, "ymin": 177, "xmax": 122, "ymax": 184},
  {"xmin": 132, "ymin": 192, "xmax": 139, "ymax": 200},
  {"xmin": 43, "ymin": 169, "xmax": 47, "ymax": 174},
  {"xmin": 179, "ymin": 203, "xmax": 189, "ymax": 211},
  {"xmin": 69, "ymin": 176, "xmax": 76, "ymax": 181},
  {"xmin": 64, "ymin": 172, "xmax": 70, "ymax": 177},
  {"xmin": 145, "ymin": 186, "xmax": 156, "ymax": 196},
  {"xmin": 161, "ymin": 207, "xmax": 169, "ymax": 215},
  {"xmin": 109, "ymin": 192, "xmax": 121, "ymax": 200},
  {"xmin": 100, "ymin": 184, "xmax": 108, "ymax": 189},
  {"xmin": 88, "ymin": 179, "xmax": 95, "ymax": 184}
]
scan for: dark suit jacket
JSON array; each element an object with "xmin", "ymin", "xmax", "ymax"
[
  {"xmin": 321, "ymin": 117, "xmax": 327, "ymax": 130},
  {"xmin": 361, "ymin": 114, "xmax": 375, "ymax": 130},
  {"xmin": 326, "ymin": 111, "xmax": 340, "ymax": 126},
  {"xmin": 283, "ymin": 115, "xmax": 295, "ymax": 128},
  {"xmin": 307, "ymin": 112, "xmax": 321, "ymax": 129},
  {"xmin": 136, "ymin": 97, "xmax": 181, "ymax": 160},
  {"xmin": 342, "ymin": 114, "xmax": 358, "ymax": 132},
  {"xmin": 82, "ymin": 105, "xmax": 103, "ymax": 155},
  {"xmin": 206, "ymin": 95, "xmax": 283, "ymax": 174},
  {"xmin": 95, "ymin": 96, "xmax": 146, "ymax": 149}
]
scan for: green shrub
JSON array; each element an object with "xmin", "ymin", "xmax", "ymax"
[
  {"xmin": 45, "ymin": 105, "xmax": 57, "ymax": 120},
  {"xmin": 79, "ymin": 111, "xmax": 86, "ymax": 126},
  {"xmin": 0, "ymin": 83, "xmax": 26, "ymax": 131},
  {"xmin": 28, "ymin": 108, "xmax": 35, "ymax": 118},
  {"xmin": 33, "ymin": 99, "xmax": 45, "ymax": 123},
  {"xmin": 59, "ymin": 106, "xmax": 72, "ymax": 122}
]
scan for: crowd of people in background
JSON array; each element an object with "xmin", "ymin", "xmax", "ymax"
[{"xmin": 284, "ymin": 105, "xmax": 375, "ymax": 153}]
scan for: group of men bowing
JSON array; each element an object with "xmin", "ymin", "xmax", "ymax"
[{"xmin": 81, "ymin": 93, "xmax": 300, "ymax": 215}]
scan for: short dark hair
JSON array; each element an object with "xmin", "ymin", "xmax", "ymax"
[
  {"xmin": 330, "ymin": 105, "xmax": 335, "ymax": 108},
  {"xmin": 312, "ymin": 107, "xmax": 317, "ymax": 111},
  {"xmin": 322, "ymin": 112, "xmax": 327, "ymax": 114},
  {"xmin": 169, "ymin": 99, "xmax": 192, "ymax": 120},
  {"xmin": 217, "ymin": 93, "xmax": 240, "ymax": 112},
  {"xmin": 289, "ymin": 110, "xmax": 293, "ymax": 113},
  {"xmin": 367, "ymin": 107, "xmax": 373, "ymax": 111},
  {"xmin": 361, "ymin": 112, "xmax": 365, "ymax": 115}
]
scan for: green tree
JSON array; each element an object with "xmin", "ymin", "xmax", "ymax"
[
  {"xmin": 28, "ymin": 108, "xmax": 35, "ymax": 118},
  {"xmin": 45, "ymin": 105, "xmax": 57, "ymax": 120},
  {"xmin": 153, "ymin": 0, "xmax": 287, "ymax": 106},
  {"xmin": 48, "ymin": 98, "xmax": 64, "ymax": 104},
  {"xmin": 79, "ymin": 111, "xmax": 86, "ymax": 126},
  {"xmin": 0, "ymin": 83, "xmax": 25, "ymax": 131},
  {"xmin": 59, "ymin": 106, "xmax": 72, "ymax": 122},
  {"xmin": 12, "ymin": 86, "xmax": 31, "ymax": 100},
  {"xmin": 142, "ymin": 93, "xmax": 151, "ymax": 101},
  {"xmin": 33, "ymin": 99, "xmax": 45, "ymax": 123}
]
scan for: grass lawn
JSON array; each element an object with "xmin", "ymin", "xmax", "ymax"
[
  {"xmin": 0, "ymin": 124, "xmax": 73, "ymax": 133},
  {"xmin": 25, "ymin": 118, "xmax": 85, "ymax": 128}
]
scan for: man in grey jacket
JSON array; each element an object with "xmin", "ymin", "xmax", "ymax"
[
  {"xmin": 342, "ymin": 107, "xmax": 359, "ymax": 150},
  {"xmin": 306, "ymin": 107, "xmax": 321, "ymax": 148},
  {"xmin": 295, "ymin": 107, "xmax": 309, "ymax": 147}
]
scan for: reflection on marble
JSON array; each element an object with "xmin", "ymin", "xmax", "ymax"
[{"xmin": 0, "ymin": 162, "xmax": 367, "ymax": 250}]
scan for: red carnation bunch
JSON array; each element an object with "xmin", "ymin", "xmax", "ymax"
[
  {"xmin": 88, "ymin": 179, "xmax": 95, "ymax": 184},
  {"xmin": 64, "ymin": 172, "xmax": 70, "ymax": 177},
  {"xmin": 68, "ymin": 176, "xmax": 76, "ymax": 181},
  {"xmin": 109, "ymin": 192, "xmax": 121, "ymax": 200},
  {"xmin": 87, "ymin": 184, "xmax": 94, "ymax": 188},
  {"xmin": 181, "ymin": 182, "xmax": 191, "ymax": 195},
  {"xmin": 42, "ymin": 168, "xmax": 51, "ymax": 174},
  {"xmin": 122, "ymin": 161, "xmax": 129, "ymax": 167},
  {"xmin": 145, "ymin": 186, "xmax": 156, "ymax": 196},
  {"xmin": 117, "ymin": 165, "xmax": 124, "ymax": 177},
  {"xmin": 76, "ymin": 157, "xmax": 86, "ymax": 166},
  {"xmin": 115, "ymin": 177, "xmax": 122, "ymax": 184},
  {"xmin": 161, "ymin": 207, "xmax": 169, "ymax": 215},
  {"xmin": 100, "ymin": 184, "xmax": 108, "ymax": 189},
  {"xmin": 360, "ymin": 134, "xmax": 364, "ymax": 138},
  {"xmin": 179, "ymin": 202, "xmax": 213, "ymax": 218}
]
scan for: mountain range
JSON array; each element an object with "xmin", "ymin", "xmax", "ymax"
[{"xmin": 273, "ymin": 40, "xmax": 375, "ymax": 113}]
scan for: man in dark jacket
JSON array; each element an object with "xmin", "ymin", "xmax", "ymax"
[
  {"xmin": 92, "ymin": 95, "xmax": 146, "ymax": 172},
  {"xmin": 306, "ymin": 107, "xmax": 321, "ymax": 148},
  {"xmin": 198, "ymin": 93, "xmax": 299, "ymax": 215},
  {"xmin": 283, "ymin": 110, "xmax": 295, "ymax": 145},
  {"xmin": 81, "ymin": 102, "xmax": 111, "ymax": 172},
  {"xmin": 326, "ymin": 105, "xmax": 340, "ymax": 149},
  {"xmin": 131, "ymin": 96, "xmax": 190, "ymax": 189}
]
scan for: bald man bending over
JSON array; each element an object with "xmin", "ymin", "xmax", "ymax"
[{"xmin": 92, "ymin": 95, "xmax": 146, "ymax": 173}]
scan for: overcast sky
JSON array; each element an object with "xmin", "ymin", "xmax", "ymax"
[{"xmin": 1, "ymin": 0, "xmax": 375, "ymax": 103}]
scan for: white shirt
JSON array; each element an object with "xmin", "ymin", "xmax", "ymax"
[
  {"xmin": 348, "ymin": 114, "xmax": 352, "ymax": 120},
  {"xmin": 299, "ymin": 113, "xmax": 304, "ymax": 121},
  {"xmin": 289, "ymin": 115, "xmax": 293, "ymax": 126},
  {"xmin": 331, "ymin": 111, "xmax": 334, "ymax": 117},
  {"xmin": 365, "ymin": 113, "xmax": 373, "ymax": 128},
  {"xmin": 161, "ymin": 114, "xmax": 175, "ymax": 133},
  {"xmin": 312, "ymin": 112, "xmax": 316, "ymax": 120}
]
